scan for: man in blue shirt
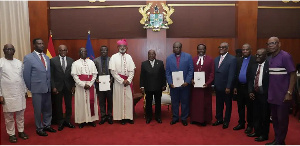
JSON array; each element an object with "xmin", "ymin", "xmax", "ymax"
[{"xmin": 233, "ymin": 44, "xmax": 256, "ymax": 134}]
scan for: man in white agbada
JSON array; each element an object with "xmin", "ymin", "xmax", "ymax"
[
  {"xmin": 109, "ymin": 39, "xmax": 136, "ymax": 125},
  {"xmin": 71, "ymin": 47, "xmax": 98, "ymax": 128},
  {"xmin": 0, "ymin": 44, "xmax": 28, "ymax": 143}
]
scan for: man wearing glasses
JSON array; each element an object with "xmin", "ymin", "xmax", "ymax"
[
  {"xmin": 266, "ymin": 37, "xmax": 296, "ymax": 145},
  {"xmin": 212, "ymin": 42, "xmax": 236, "ymax": 129}
]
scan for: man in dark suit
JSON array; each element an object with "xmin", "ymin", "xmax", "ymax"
[
  {"xmin": 212, "ymin": 42, "xmax": 236, "ymax": 129},
  {"xmin": 23, "ymin": 38, "xmax": 56, "ymax": 136},
  {"xmin": 140, "ymin": 50, "xmax": 166, "ymax": 124},
  {"xmin": 94, "ymin": 46, "xmax": 113, "ymax": 125},
  {"xmin": 248, "ymin": 48, "xmax": 270, "ymax": 142},
  {"xmin": 233, "ymin": 44, "xmax": 256, "ymax": 134},
  {"xmin": 166, "ymin": 42, "xmax": 194, "ymax": 126},
  {"xmin": 50, "ymin": 45, "xmax": 76, "ymax": 131}
]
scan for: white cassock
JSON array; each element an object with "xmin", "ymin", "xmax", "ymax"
[
  {"xmin": 71, "ymin": 58, "xmax": 99, "ymax": 123},
  {"xmin": 109, "ymin": 52, "xmax": 135, "ymax": 120},
  {"xmin": 0, "ymin": 58, "xmax": 27, "ymax": 136}
]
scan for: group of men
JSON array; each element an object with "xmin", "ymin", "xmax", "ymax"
[{"xmin": 0, "ymin": 36, "xmax": 296, "ymax": 145}]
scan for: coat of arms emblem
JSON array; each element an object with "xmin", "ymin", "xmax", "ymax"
[{"xmin": 139, "ymin": 3, "xmax": 174, "ymax": 32}]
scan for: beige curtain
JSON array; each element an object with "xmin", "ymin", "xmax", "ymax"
[{"xmin": 0, "ymin": 1, "xmax": 31, "ymax": 61}]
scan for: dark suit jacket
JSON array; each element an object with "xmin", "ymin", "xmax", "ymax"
[
  {"xmin": 214, "ymin": 53, "xmax": 237, "ymax": 91},
  {"xmin": 140, "ymin": 59, "xmax": 166, "ymax": 92},
  {"xmin": 248, "ymin": 60, "xmax": 269, "ymax": 97},
  {"xmin": 234, "ymin": 55, "xmax": 256, "ymax": 87},
  {"xmin": 93, "ymin": 56, "xmax": 113, "ymax": 91},
  {"xmin": 50, "ymin": 56, "xmax": 75, "ymax": 91}
]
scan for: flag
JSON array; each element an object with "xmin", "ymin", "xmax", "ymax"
[
  {"xmin": 86, "ymin": 33, "xmax": 95, "ymax": 60},
  {"xmin": 46, "ymin": 35, "xmax": 56, "ymax": 59}
]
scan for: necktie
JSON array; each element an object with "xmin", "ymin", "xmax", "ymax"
[
  {"xmin": 151, "ymin": 60, "xmax": 154, "ymax": 68},
  {"xmin": 218, "ymin": 55, "xmax": 224, "ymax": 68},
  {"xmin": 40, "ymin": 53, "xmax": 46, "ymax": 68},
  {"xmin": 62, "ymin": 57, "xmax": 66, "ymax": 72},
  {"xmin": 254, "ymin": 64, "xmax": 261, "ymax": 92}
]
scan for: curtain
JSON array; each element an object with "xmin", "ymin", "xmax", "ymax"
[{"xmin": 0, "ymin": 1, "xmax": 31, "ymax": 61}]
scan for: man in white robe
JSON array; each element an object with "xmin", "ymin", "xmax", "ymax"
[
  {"xmin": 109, "ymin": 39, "xmax": 136, "ymax": 125},
  {"xmin": 0, "ymin": 44, "xmax": 28, "ymax": 143},
  {"xmin": 71, "ymin": 48, "xmax": 98, "ymax": 128}
]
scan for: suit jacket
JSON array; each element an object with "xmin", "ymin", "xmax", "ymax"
[
  {"xmin": 248, "ymin": 60, "xmax": 269, "ymax": 97},
  {"xmin": 234, "ymin": 55, "xmax": 256, "ymax": 87},
  {"xmin": 214, "ymin": 53, "xmax": 237, "ymax": 91},
  {"xmin": 140, "ymin": 59, "xmax": 166, "ymax": 91},
  {"xmin": 23, "ymin": 52, "xmax": 51, "ymax": 93},
  {"xmin": 93, "ymin": 56, "xmax": 113, "ymax": 91},
  {"xmin": 50, "ymin": 56, "xmax": 75, "ymax": 91},
  {"xmin": 166, "ymin": 52, "xmax": 194, "ymax": 85}
]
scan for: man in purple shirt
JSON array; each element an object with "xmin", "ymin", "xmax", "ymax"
[{"xmin": 266, "ymin": 37, "xmax": 296, "ymax": 145}]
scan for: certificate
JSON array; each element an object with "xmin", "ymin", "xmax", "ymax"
[
  {"xmin": 194, "ymin": 72, "xmax": 205, "ymax": 88},
  {"xmin": 98, "ymin": 75, "xmax": 110, "ymax": 91},
  {"xmin": 172, "ymin": 71, "xmax": 184, "ymax": 88}
]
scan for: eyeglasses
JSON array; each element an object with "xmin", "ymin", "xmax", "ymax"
[
  {"xmin": 218, "ymin": 46, "xmax": 227, "ymax": 49},
  {"xmin": 3, "ymin": 48, "xmax": 14, "ymax": 51},
  {"xmin": 266, "ymin": 42, "xmax": 278, "ymax": 46}
]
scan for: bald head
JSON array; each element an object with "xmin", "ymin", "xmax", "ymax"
[
  {"xmin": 58, "ymin": 45, "xmax": 68, "ymax": 57},
  {"xmin": 242, "ymin": 43, "xmax": 251, "ymax": 57},
  {"xmin": 3, "ymin": 44, "xmax": 15, "ymax": 60},
  {"xmin": 173, "ymin": 42, "xmax": 182, "ymax": 55},
  {"xmin": 256, "ymin": 48, "xmax": 267, "ymax": 64},
  {"xmin": 267, "ymin": 36, "xmax": 281, "ymax": 56},
  {"xmin": 148, "ymin": 49, "xmax": 156, "ymax": 61}
]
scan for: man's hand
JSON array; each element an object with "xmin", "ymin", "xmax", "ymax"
[
  {"xmin": 225, "ymin": 88, "xmax": 230, "ymax": 94},
  {"xmin": 96, "ymin": 79, "xmax": 100, "ymax": 83},
  {"xmin": 141, "ymin": 88, "xmax": 145, "ymax": 94},
  {"xmin": 71, "ymin": 87, "xmax": 75, "ymax": 95},
  {"xmin": 123, "ymin": 80, "xmax": 130, "ymax": 87},
  {"xmin": 283, "ymin": 93, "xmax": 292, "ymax": 102},
  {"xmin": 170, "ymin": 84, "xmax": 175, "ymax": 88},
  {"xmin": 162, "ymin": 86, "xmax": 166, "ymax": 91},
  {"xmin": 25, "ymin": 93, "xmax": 28, "ymax": 99},
  {"xmin": 191, "ymin": 80, "xmax": 195, "ymax": 86},
  {"xmin": 84, "ymin": 84, "xmax": 90, "ymax": 90},
  {"xmin": 233, "ymin": 88, "xmax": 237, "ymax": 95},
  {"xmin": 249, "ymin": 93, "xmax": 255, "ymax": 100},
  {"xmin": 181, "ymin": 82, "xmax": 188, "ymax": 87},
  {"xmin": 0, "ymin": 96, "xmax": 4, "ymax": 104},
  {"xmin": 52, "ymin": 88, "xmax": 59, "ymax": 94},
  {"xmin": 203, "ymin": 83, "xmax": 207, "ymax": 88}
]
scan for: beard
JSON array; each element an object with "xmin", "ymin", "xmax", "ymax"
[{"xmin": 119, "ymin": 48, "xmax": 126, "ymax": 54}]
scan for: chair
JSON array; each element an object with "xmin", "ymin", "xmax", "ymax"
[{"xmin": 143, "ymin": 84, "xmax": 172, "ymax": 117}]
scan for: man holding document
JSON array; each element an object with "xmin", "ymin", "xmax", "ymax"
[
  {"xmin": 190, "ymin": 44, "xmax": 215, "ymax": 126},
  {"xmin": 94, "ymin": 46, "xmax": 113, "ymax": 125},
  {"xmin": 166, "ymin": 42, "xmax": 193, "ymax": 126}
]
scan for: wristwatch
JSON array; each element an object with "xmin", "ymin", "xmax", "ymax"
[{"xmin": 287, "ymin": 91, "xmax": 292, "ymax": 96}]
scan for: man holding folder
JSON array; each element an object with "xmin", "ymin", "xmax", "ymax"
[{"xmin": 166, "ymin": 42, "xmax": 193, "ymax": 126}]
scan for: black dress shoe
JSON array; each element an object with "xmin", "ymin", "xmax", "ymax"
[
  {"xmin": 58, "ymin": 123, "xmax": 64, "ymax": 131},
  {"xmin": 182, "ymin": 120, "xmax": 188, "ymax": 126},
  {"xmin": 156, "ymin": 118, "xmax": 162, "ymax": 124},
  {"xmin": 36, "ymin": 130, "xmax": 48, "ymax": 136},
  {"xmin": 9, "ymin": 135, "xmax": 17, "ymax": 143},
  {"xmin": 222, "ymin": 123, "xmax": 229, "ymax": 129},
  {"xmin": 170, "ymin": 120, "xmax": 178, "ymax": 125},
  {"xmin": 255, "ymin": 136, "xmax": 268, "ymax": 142},
  {"xmin": 44, "ymin": 126, "xmax": 56, "ymax": 133},
  {"xmin": 199, "ymin": 122, "xmax": 207, "ymax": 126},
  {"xmin": 88, "ymin": 122, "xmax": 96, "ymax": 127},
  {"xmin": 99, "ymin": 120, "xmax": 105, "ymax": 125},
  {"xmin": 245, "ymin": 127, "xmax": 253, "ymax": 134},
  {"xmin": 18, "ymin": 132, "xmax": 29, "ymax": 140},
  {"xmin": 233, "ymin": 124, "xmax": 245, "ymax": 130},
  {"xmin": 107, "ymin": 116, "xmax": 113, "ymax": 124},
  {"xmin": 78, "ymin": 123, "xmax": 85, "ymax": 129},
  {"xmin": 128, "ymin": 120, "xmax": 134, "ymax": 124},
  {"xmin": 212, "ymin": 120, "xmax": 223, "ymax": 126},
  {"xmin": 247, "ymin": 132, "xmax": 259, "ymax": 137},
  {"xmin": 120, "ymin": 120, "xmax": 126, "ymax": 125},
  {"xmin": 146, "ymin": 119, "xmax": 151, "ymax": 124},
  {"xmin": 266, "ymin": 140, "xmax": 277, "ymax": 145},
  {"xmin": 64, "ymin": 122, "xmax": 75, "ymax": 128}
]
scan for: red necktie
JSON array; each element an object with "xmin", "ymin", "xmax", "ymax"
[
  {"xmin": 39, "ymin": 53, "xmax": 46, "ymax": 68},
  {"xmin": 254, "ymin": 64, "xmax": 261, "ymax": 92}
]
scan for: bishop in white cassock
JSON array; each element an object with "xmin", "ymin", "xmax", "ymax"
[
  {"xmin": 0, "ymin": 44, "xmax": 28, "ymax": 143},
  {"xmin": 109, "ymin": 39, "xmax": 136, "ymax": 124},
  {"xmin": 71, "ymin": 48, "xmax": 98, "ymax": 128}
]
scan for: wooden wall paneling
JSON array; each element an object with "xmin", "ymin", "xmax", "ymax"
[
  {"xmin": 28, "ymin": 1, "xmax": 50, "ymax": 52},
  {"xmin": 235, "ymin": 1, "xmax": 258, "ymax": 51}
]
